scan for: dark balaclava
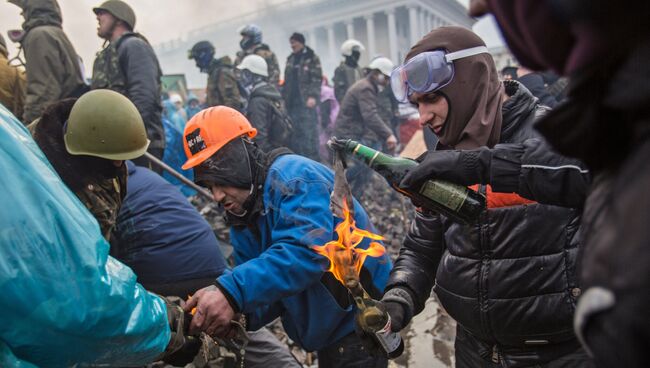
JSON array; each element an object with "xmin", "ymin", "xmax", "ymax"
[
  {"xmin": 345, "ymin": 50, "xmax": 360, "ymax": 68},
  {"xmin": 194, "ymin": 137, "xmax": 268, "ymax": 226},
  {"xmin": 405, "ymin": 26, "xmax": 503, "ymax": 149}
]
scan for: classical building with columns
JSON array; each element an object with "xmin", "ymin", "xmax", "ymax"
[{"xmin": 155, "ymin": 0, "xmax": 474, "ymax": 89}]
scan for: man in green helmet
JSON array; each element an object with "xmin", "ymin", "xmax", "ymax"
[
  {"xmin": 30, "ymin": 89, "xmax": 149, "ymax": 241},
  {"xmin": 91, "ymin": 0, "xmax": 166, "ymax": 173},
  {"xmin": 28, "ymin": 89, "xmax": 204, "ymax": 366}
]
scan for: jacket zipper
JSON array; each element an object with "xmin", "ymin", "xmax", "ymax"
[{"xmin": 477, "ymin": 185, "xmax": 491, "ymax": 337}]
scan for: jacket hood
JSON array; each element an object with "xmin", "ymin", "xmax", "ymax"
[
  {"xmin": 251, "ymin": 82, "xmax": 282, "ymax": 100},
  {"xmin": 216, "ymin": 55, "xmax": 233, "ymax": 66},
  {"xmin": 12, "ymin": 0, "xmax": 63, "ymax": 32},
  {"xmin": 254, "ymin": 43, "xmax": 271, "ymax": 52},
  {"xmin": 406, "ymin": 26, "xmax": 503, "ymax": 149},
  {"xmin": 126, "ymin": 160, "xmax": 137, "ymax": 175},
  {"xmin": 186, "ymin": 92, "xmax": 199, "ymax": 103},
  {"xmin": 0, "ymin": 34, "xmax": 7, "ymax": 57},
  {"xmin": 501, "ymin": 80, "xmax": 538, "ymax": 140},
  {"xmin": 31, "ymin": 98, "xmax": 123, "ymax": 193},
  {"xmin": 535, "ymin": 38, "xmax": 650, "ymax": 171}
]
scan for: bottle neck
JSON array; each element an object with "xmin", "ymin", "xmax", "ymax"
[{"xmin": 350, "ymin": 142, "xmax": 386, "ymax": 169}]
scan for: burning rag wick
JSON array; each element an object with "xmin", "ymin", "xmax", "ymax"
[{"xmin": 311, "ymin": 199, "xmax": 386, "ymax": 285}]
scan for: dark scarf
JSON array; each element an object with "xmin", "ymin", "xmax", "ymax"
[
  {"xmin": 406, "ymin": 26, "xmax": 503, "ymax": 149},
  {"xmin": 535, "ymin": 40, "xmax": 650, "ymax": 171}
]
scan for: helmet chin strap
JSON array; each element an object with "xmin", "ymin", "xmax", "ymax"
[{"xmin": 225, "ymin": 139, "xmax": 255, "ymax": 218}]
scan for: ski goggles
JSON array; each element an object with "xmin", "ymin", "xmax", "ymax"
[{"xmin": 391, "ymin": 46, "xmax": 489, "ymax": 102}]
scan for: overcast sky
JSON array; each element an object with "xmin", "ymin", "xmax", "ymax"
[{"xmin": 1, "ymin": 0, "xmax": 505, "ymax": 78}]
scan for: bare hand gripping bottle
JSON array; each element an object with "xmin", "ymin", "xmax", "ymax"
[{"xmin": 329, "ymin": 138, "xmax": 486, "ymax": 224}]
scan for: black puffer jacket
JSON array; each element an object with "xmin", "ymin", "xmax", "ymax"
[{"xmin": 387, "ymin": 82, "xmax": 583, "ymax": 365}]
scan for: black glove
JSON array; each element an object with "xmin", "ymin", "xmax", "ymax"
[
  {"xmin": 353, "ymin": 288, "xmax": 414, "ymax": 358},
  {"xmin": 399, "ymin": 148, "xmax": 492, "ymax": 191},
  {"xmin": 353, "ymin": 301, "xmax": 400, "ymax": 358}
]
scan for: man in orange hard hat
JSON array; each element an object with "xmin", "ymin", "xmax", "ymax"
[{"xmin": 181, "ymin": 106, "xmax": 393, "ymax": 367}]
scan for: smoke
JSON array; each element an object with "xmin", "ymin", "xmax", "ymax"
[{"xmin": 0, "ymin": 0, "xmax": 276, "ymax": 78}]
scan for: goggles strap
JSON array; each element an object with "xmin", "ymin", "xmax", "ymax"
[{"xmin": 444, "ymin": 46, "xmax": 489, "ymax": 62}]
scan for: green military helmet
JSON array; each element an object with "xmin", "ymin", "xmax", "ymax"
[
  {"xmin": 93, "ymin": 0, "xmax": 136, "ymax": 30},
  {"xmin": 64, "ymin": 89, "xmax": 149, "ymax": 160}
]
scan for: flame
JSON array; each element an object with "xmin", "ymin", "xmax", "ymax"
[{"xmin": 312, "ymin": 199, "xmax": 386, "ymax": 284}]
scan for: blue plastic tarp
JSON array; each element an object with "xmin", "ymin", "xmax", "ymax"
[
  {"xmin": 0, "ymin": 104, "xmax": 170, "ymax": 367},
  {"xmin": 162, "ymin": 116, "xmax": 196, "ymax": 197}
]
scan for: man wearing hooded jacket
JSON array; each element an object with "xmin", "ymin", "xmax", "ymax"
[
  {"xmin": 8, "ymin": 0, "xmax": 87, "ymax": 124},
  {"xmin": 361, "ymin": 27, "xmax": 593, "ymax": 367},
  {"xmin": 179, "ymin": 106, "xmax": 392, "ymax": 368}
]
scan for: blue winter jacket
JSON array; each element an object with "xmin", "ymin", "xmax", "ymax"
[
  {"xmin": 113, "ymin": 161, "xmax": 228, "ymax": 285},
  {"xmin": 217, "ymin": 154, "xmax": 392, "ymax": 351}
]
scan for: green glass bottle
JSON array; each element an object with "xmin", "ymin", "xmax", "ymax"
[
  {"xmin": 330, "ymin": 138, "xmax": 486, "ymax": 224},
  {"xmin": 346, "ymin": 278, "xmax": 404, "ymax": 359}
]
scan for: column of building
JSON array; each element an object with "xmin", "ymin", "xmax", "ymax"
[{"xmin": 304, "ymin": 3, "xmax": 449, "ymax": 67}]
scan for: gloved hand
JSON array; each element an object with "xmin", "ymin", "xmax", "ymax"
[
  {"xmin": 158, "ymin": 296, "xmax": 200, "ymax": 366},
  {"xmin": 353, "ymin": 290, "xmax": 412, "ymax": 358},
  {"xmin": 354, "ymin": 300, "xmax": 406, "ymax": 358},
  {"xmin": 399, "ymin": 148, "xmax": 492, "ymax": 191}
]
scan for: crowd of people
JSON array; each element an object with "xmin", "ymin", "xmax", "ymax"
[{"xmin": 1, "ymin": 0, "xmax": 648, "ymax": 367}]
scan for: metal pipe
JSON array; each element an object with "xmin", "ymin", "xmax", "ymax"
[{"xmin": 143, "ymin": 152, "xmax": 214, "ymax": 201}]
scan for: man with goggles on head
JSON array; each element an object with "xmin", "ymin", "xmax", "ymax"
[{"xmin": 356, "ymin": 26, "xmax": 592, "ymax": 367}]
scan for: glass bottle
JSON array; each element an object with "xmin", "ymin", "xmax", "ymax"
[
  {"xmin": 347, "ymin": 278, "xmax": 404, "ymax": 359},
  {"xmin": 330, "ymin": 138, "xmax": 486, "ymax": 224}
]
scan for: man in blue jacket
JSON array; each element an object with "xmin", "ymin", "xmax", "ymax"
[
  {"xmin": 112, "ymin": 161, "xmax": 302, "ymax": 367},
  {"xmin": 180, "ymin": 106, "xmax": 392, "ymax": 368}
]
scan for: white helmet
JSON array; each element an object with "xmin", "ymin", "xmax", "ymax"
[
  {"xmin": 367, "ymin": 57, "xmax": 395, "ymax": 77},
  {"xmin": 237, "ymin": 54, "xmax": 268, "ymax": 77},
  {"xmin": 340, "ymin": 39, "xmax": 365, "ymax": 57},
  {"xmin": 169, "ymin": 94, "xmax": 183, "ymax": 104}
]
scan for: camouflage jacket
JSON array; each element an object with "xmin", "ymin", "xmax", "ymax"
[
  {"xmin": 75, "ymin": 164, "xmax": 128, "ymax": 242},
  {"xmin": 0, "ymin": 52, "xmax": 26, "ymax": 121},
  {"xmin": 332, "ymin": 62, "xmax": 364, "ymax": 103},
  {"xmin": 91, "ymin": 32, "xmax": 165, "ymax": 150},
  {"xmin": 206, "ymin": 56, "xmax": 241, "ymax": 110},
  {"xmin": 282, "ymin": 46, "xmax": 322, "ymax": 107},
  {"xmin": 235, "ymin": 43, "xmax": 280, "ymax": 87}
]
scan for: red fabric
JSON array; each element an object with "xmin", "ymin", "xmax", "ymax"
[
  {"xmin": 399, "ymin": 118, "xmax": 421, "ymax": 146},
  {"xmin": 470, "ymin": 184, "xmax": 536, "ymax": 209}
]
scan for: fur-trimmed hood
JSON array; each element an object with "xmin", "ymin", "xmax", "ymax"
[{"xmin": 30, "ymin": 99, "xmax": 122, "ymax": 193}]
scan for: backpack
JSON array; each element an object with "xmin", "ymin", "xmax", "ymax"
[{"xmin": 267, "ymin": 98, "xmax": 294, "ymax": 146}]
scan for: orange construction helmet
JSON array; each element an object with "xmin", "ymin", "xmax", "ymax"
[{"xmin": 182, "ymin": 106, "xmax": 257, "ymax": 170}]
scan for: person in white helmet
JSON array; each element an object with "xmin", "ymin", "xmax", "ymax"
[
  {"xmin": 237, "ymin": 54, "xmax": 293, "ymax": 152},
  {"xmin": 334, "ymin": 56, "xmax": 398, "ymax": 199},
  {"xmin": 332, "ymin": 39, "xmax": 365, "ymax": 102}
]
